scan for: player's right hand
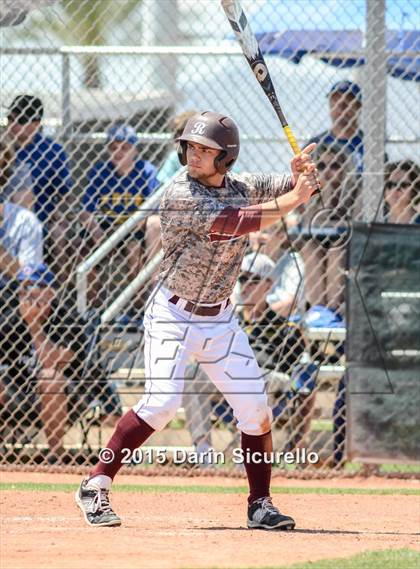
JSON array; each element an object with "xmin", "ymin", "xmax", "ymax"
[{"xmin": 292, "ymin": 166, "xmax": 320, "ymax": 204}]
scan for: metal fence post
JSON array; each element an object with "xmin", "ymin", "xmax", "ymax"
[
  {"xmin": 362, "ymin": 0, "xmax": 387, "ymax": 221},
  {"xmin": 61, "ymin": 51, "xmax": 72, "ymax": 141}
]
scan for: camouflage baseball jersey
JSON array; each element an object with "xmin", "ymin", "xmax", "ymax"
[{"xmin": 158, "ymin": 170, "xmax": 293, "ymax": 303}]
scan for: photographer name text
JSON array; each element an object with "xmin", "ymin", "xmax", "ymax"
[{"xmin": 98, "ymin": 447, "xmax": 319, "ymax": 466}]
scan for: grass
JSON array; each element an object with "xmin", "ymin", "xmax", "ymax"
[
  {"xmin": 380, "ymin": 463, "xmax": 420, "ymax": 473},
  {"xmin": 343, "ymin": 462, "xmax": 420, "ymax": 474},
  {"xmin": 226, "ymin": 549, "xmax": 420, "ymax": 569},
  {"xmin": 311, "ymin": 419, "xmax": 333, "ymax": 432},
  {"xmin": 1, "ymin": 481, "xmax": 419, "ymax": 495}
]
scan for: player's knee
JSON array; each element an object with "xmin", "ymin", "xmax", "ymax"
[
  {"xmin": 235, "ymin": 398, "xmax": 273, "ymax": 436},
  {"xmin": 160, "ymin": 394, "xmax": 182, "ymax": 423},
  {"xmin": 134, "ymin": 393, "xmax": 182, "ymax": 431}
]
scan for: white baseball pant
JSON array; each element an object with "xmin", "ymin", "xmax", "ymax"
[{"xmin": 132, "ymin": 285, "xmax": 273, "ymax": 436}]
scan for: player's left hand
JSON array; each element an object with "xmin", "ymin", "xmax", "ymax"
[
  {"xmin": 291, "ymin": 143, "xmax": 321, "ymax": 193},
  {"xmin": 291, "ymin": 142, "xmax": 316, "ymax": 180}
]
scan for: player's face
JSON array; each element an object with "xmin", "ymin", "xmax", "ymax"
[{"xmin": 186, "ymin": 141, "xmax": 220, "ymax": 181}]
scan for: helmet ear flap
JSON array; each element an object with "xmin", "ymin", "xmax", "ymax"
[
  {"xmin": 214, "ymin": 150, "xmax": 227, "ymax": 174},
  {"xmin": 214, "ymin": 150, "xmax": 236, "ymax": 174},
  {"xmin": 177, "ymin": 141, "xmax": 187, "ymax": 166}
]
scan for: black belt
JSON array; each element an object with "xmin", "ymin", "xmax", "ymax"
[{"xmin": 169, "ymin": 295, "xmax": 230, "ymax": 316}]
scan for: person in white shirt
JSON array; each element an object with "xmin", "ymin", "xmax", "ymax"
[
  {"xmin": 248, "ymin": 215, "xmax": 306, "ymax": 319},
  {"xmin": 0, "ymin": 140, "xmax": 43, "ymax": 287}
]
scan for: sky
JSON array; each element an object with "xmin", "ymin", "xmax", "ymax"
[{"xmin": 1, "ymin": 0, "xmax": 418, "ymax": 170}]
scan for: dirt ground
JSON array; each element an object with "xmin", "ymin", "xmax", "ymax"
[{"xmin": 1, "ymin": 472, "xmax": 419, "ymax": 569}]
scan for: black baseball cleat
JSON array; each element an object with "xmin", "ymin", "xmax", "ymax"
[
  {"xmin": 75, "ymin": 479, "xmax": 121, "ymax": 527},
  {"xmin": 247, "ymin": 497, "xmax": 296, "ymax": 530}
]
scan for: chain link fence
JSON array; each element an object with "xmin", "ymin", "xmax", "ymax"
[{"xmin": 0, "ymin": 0, "xmax": 419, "ymax": 476}]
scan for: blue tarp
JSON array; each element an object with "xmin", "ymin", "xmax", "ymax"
[
  {"xmin": 228, "ymin": 0, "xmax": 420, "ymax": 81},
  {"xmin": 256, "ymin": 29, "xmax": 420, "ymax": 81}
]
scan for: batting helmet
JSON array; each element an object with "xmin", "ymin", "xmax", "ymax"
[{"xmin": 177, "ymin": 111, "xmax": 240, "ymax": 174}]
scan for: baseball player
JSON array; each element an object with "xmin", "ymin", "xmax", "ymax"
[{"xmin": 75, "ymin": 111, "xmax": 319, "ymax": 530}]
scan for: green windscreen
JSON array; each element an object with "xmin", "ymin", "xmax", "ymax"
[{"xmin": 346, "ymin": 222, "xmax": 420, "ymax": 463}]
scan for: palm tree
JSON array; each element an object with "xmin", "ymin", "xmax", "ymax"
[
  {"xmin": 26, "ymin": 0, "xmax": 143, "ymax": 89},
  {"xmin": 63, "ymin": 0, "xmax": 144, "ymax": 89}
]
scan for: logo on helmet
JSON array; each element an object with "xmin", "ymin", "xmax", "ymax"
[{"xmin": 190, "ymin": 121, "xmax": 206, "ymax": 135}]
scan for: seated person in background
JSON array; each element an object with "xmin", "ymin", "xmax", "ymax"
[
  {"xmin": 0, "ymin": 264, "xmax": 122, "ymax": 463},
  {"xmin": 1, "ymin": 141, "xmax": 44, "ymax": 448},
  {"xmin": 247, "ymin": 216, "xmax": 306, "ymax": 320},
  {"xmin": 239, "ymin": 253, "xmax": 315, "ymax": 448},
  {"xmin": 302, "ymin": 141, "xmax": 360, "ymax": 225},
  {"xmin": 0, "ymin": 136, "xmax": 34, "ymax": 210},
  {"xmin": 0, "ymin": 139, "xmax": 43, "ymax": 293},
  {"xmin": 0, "ymin": 195, "xmax": 43, "ymax": 284},
  {"xmin": 6, "ymin": 95, "xmax": 73, "ymax": 275},
  {"xmin": 308, "ymin": 80, "xmax": 363, "ymax": 172},
  {"xmin": 237, "ymin": 250, "xmax": 312, "ymax": 375},
  {"xmin": 80, "ymin": 124, "xmax": 159, "ymax": 286},
  {"xmin": 384, "ymin": 160, "xmax": 420, "ymax": 224},
  {"xmin": 299, "ymin": 141, "xmax": 358, "ymax": 316}
]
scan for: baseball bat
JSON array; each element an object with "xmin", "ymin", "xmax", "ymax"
[{"xmin": 221, "ymin": 0, "xmax": 300, "ymax": 156}]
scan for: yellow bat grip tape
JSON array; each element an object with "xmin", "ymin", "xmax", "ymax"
[
  {"xmin": 283, "ymin": 125, "xmax": 322, "ymax": 195},
  {"xmin": 283, "ymin": 125, "xmax": 300, "ymax": 156}
]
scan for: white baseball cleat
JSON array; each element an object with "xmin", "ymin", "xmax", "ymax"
[
  {"xmin": 75, "ymin": 478, "xmax": 121, "ymax": 527},
  {"xmin": 247, "ymin": 497, "xmax": 296, "ymax": 530}
]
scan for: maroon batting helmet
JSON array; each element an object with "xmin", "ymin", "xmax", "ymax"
[{"xmin": 177, "ymin": 111, "xmax": 240, "ymax": 174}]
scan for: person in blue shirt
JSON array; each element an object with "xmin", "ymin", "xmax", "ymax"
[
  {"xmin": 7, "ymin": 95, "xmax": 72, "ymax": 224},
  {"xmin": 6, "ymin": 95, "xmax": 73, "ymax": 278},
  {"xmin": 81, "ymin": 124, "xmax": 159, "ymax": 306},
  {"xmin": 309, "ymin": 81, "xmax": 364, "ymax": 173},
  {"xmin": 82, "ymin": 124, "xmax": 159, "ymax": 237}
]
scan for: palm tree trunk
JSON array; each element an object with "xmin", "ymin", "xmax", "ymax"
[{"xmin": 83, "ymin": 53, "xmax": 101, "ymax": 89}]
